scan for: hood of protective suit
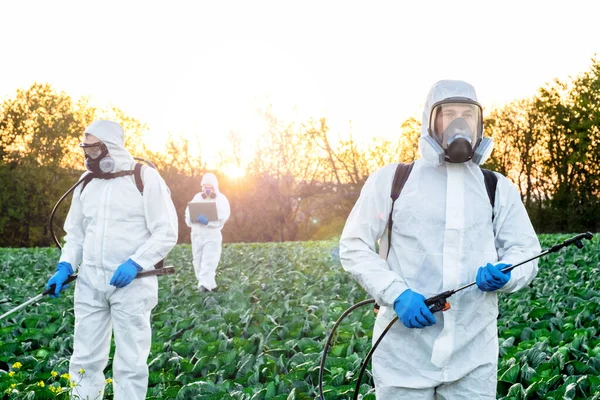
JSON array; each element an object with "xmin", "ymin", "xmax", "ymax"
[
  {"xmin": 84, "ymin": 120, "xmax": 135, "ymax": 172},
  {"xmin": 201, "ymin": 173, "xmax": 220, "ymax": 194},
  {"xmin": 418, "ymin": 80, "xmax": 493, "ymax": 166},
  {"xmin": 420, "ymin": 80, "xmax": 479, "ymax": 137}
]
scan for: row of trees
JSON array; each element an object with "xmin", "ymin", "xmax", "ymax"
[
  {"xmin": 485, "ymin": 57, "xmax": 600, "ymax": 232},
  {"xmin": 1, "ymin": 57, "xmax": 599, "ymax": 247},
  {"xmin": 0, "ymin": 82, "xmax": 421, "ymax": 246}
]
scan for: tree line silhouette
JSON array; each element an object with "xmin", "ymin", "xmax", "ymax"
[{"xmin": 1, "ymin": 57, "xmax": 598, "ymax": 247}]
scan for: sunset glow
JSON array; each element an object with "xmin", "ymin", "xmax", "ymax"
[{"xmin": 0, "ymin": 1, "xmax": 599, "ymax": 170}]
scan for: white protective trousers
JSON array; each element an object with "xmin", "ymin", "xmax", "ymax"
[
  {"xmin": 70, "ymin": 273, "xmax": 157, "ymax": 399},
  {"xmin": 191, "ymin": 230, "xmax": 223, "ymax": 290},
  {"xmin": 375, "ymin": 362, "xmax": 497, "ymax": 399}
]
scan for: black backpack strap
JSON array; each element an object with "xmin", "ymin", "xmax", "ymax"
[
  {"xmin": 80, "ymin": 173, "xmax": 95, "ymax": 194},
  {"xmin": 375, "ymin": 162, "xmax": 414, "ymax": 314},
  {"xmin": 387, "ymin": 162, "xmax": 414, "ymax": 254},
  {"xmin": 481, "ymin": 169, "xmax": 498, "ymax": 222},
  {"xmin": 133, "ymin": 161, "xmax": 164, "ymax": 269},
  {"xmin": 80, "ymin": 170, "xmax": 137, "ymax": 194},
  {"xmin": 135, "ymin": 161, "xmax": 163, "ymax": 269},
  {"xmin": 80, "ymin": 168, "xmax": 144, "ymax": 195},
  {"xmin": 134, "ymin": 163, "xmax": 144, "ymax": 194}
]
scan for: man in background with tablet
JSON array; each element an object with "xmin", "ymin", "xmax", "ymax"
[{"xmin": 185, "ymin": 172, "xmax": 231, "ymax": 292}]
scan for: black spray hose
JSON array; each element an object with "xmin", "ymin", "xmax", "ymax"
[
  {"xmin": 351, "ymin": 232, "xmax": 594, "ymax": 399},
  {"xmin": 319, "ymin": 232, "xmax": 594, "ymax": 400},
  {"xmin": 134, "ymin": 156, "xmax": 157, "ymax": 169},
  {"xmin": 353, "ymin": 316, "xmax": 398, "ymax": 400},
  {"xmin": 49, "ymin": 175, "xmax": 90, "ymax": 249},
  {"xmin": 318, "ymin": 299, "xmax": 375, "ymax": 400}
]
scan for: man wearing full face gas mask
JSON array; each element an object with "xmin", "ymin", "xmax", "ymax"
[
  {"xmin": 185, "ymin": 173, "xmax": 230, "ymax": 292},
  {"xmin": 45, "ymin": 120, "xmax": 178, "ymax": 400},
  {"xmin": 340, "ymin": 80, "xmax": 541, "ymax": 399}
]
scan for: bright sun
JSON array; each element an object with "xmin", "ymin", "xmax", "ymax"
[
  {"xmin": 143, "ymin": 39, "xmax": 325, "ymax": 171},
  {"xmin": 222, "ymin": 163, "xmax": 246, "ymax": 179}
]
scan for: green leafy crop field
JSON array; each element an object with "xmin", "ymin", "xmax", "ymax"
[{"xmin": 1, "ymin": 234, "xmax": 599, "ymax": 399}]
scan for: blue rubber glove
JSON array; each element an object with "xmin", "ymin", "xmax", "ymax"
[
  {"xmin": 110, "ymin": 258, "xmax": 142, "ymax": 288},
  {"xmin": 393, "ymin": 289, "xmax": 436, "ymax": 329},
  {"xmin": 197, "ymin": 214, "xmax": 209, "ymax": 225},
  {"xmin": 46, "ymin": 262, "xmax": 74, "ymax": 298},
  {"xmin": 476, "ymin": 262, "xmax": 512, "ymax": 292}
]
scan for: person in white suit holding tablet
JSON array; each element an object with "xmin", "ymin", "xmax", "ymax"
[{"xmin": 185, "ymin": 172, "xmax": 231, "ymax": 292}]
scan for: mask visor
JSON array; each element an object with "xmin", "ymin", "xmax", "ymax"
[
  {"xmin": 430, "ymin": 100, "xmax": 482, "ymax": 149},
  {"xmin": 79, "ymin": 142, "xmax": 108, "ymax": 160}
]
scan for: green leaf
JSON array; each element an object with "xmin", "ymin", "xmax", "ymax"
[
  {"xmin": 286, "ymin": 388, "xmax": 296, "ymax": 400},
  {"xmin": 507, "ymin": 383, "xmax": 526, "ymax": 398},
  {"xmin": 499, "ymin": 364, "xmax": 520, "ymax": 384}
]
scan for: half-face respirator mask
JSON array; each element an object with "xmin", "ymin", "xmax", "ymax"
[
  {"xmin": 201, "ymin": 187, "xmax": 216, "ymax": 199},
  {"xmin": 79, "ymin": 141, "xmax": 115, "ymax": 174}
]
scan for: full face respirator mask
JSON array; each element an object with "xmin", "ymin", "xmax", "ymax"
[{"xmin": 423, "ymin": 97, "xmax": 493, "ymax": 165}]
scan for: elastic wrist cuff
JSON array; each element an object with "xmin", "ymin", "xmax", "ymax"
[
  {"xmin": 57, "ymin": 262, "xmax": 74, "ymax": 275},
  {"xmin": 129, "ymin": 258, "xmax": 143, "ymax": 271}
]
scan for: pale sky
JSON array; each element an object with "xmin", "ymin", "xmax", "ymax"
[{"xmin": 1, "ymin": 0, "xmax": 599, "ymax": 171}]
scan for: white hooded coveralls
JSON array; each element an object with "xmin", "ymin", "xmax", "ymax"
[
  {"xmin": 339, "ymin": 81, "xmax": 541, "ymax": 399},
  {"xmin": 59, "ymin": 120, "xmax": 178, "ymax": 400},
  {"xmin": 185, "ymin": 173, "xmax": 230, "ymax": 290}
]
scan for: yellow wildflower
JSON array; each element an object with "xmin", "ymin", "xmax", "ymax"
[
  {"xmin": 8, "ymin": 371, "xmax": 15, "ymax": 377},
  {"xmin": 51, "ymin": 371, "xmax": 58, "ymax": 378},
  {"xmin": 78, "ymin": 368, "xmax": 85, "ymax": 375},
  {"xmin": 11, "ymin": 362, "xmax": 22, "ymax": 369},
  {"xmin": 37, "ymin": 381, "xmax": 45, "ymax": 387},
  {"xmin": 105, "ymin": 378, "xmax": 113, "ymax": 384},
  {"xmin": 60, "ymin": 373, "xmax": 71, "ymax": 380}
]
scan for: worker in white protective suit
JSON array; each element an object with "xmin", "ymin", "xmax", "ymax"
[
  {"xmin": 339, "ymin": 80, "xmax": 541, "ymax": 399},
  {"xmin": 185, "ymin": 172, "xmax": 230, "ymax": 292},
  {"xmin": 45, "ymin": 120, "xmax": 178, "ymax": 400}
]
